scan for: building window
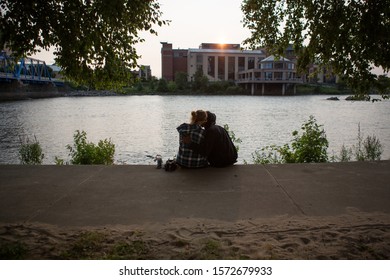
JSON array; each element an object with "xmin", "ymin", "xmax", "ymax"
[
  {"xmin": 196, "ymin": 54, "xmax": 203, "ymax": 71},
  {"xmin": 261, "ymin": 63, "xmax": 273, "ymax": 69},
  {"xmin": 265, "ymin": 72, "xmax": 272, "ymax": 80},
  {"xmin": 274, "ymin": 62, "xmax": 284, "ymax": 69},
  {"xmin": 238, "ymin": 57, "xmax": 245, "ymax": 72},
  {"xmin": 196, "ymin": 54, "xmax": 203, "ymax": 64},
  {"xmin": 248, "ymin": 57, "xmax": 255, "ymax": 69},
  {"xmin": 287, "ymin": 63, "xmax": 294, "ymax": 70},
  {"xmin": 228, "ymin": 57, "xmax": 235, "ymax": 81},
  {"xmin": 208, "ymin": 56, "xmax": 215, "ymax": 78},
  {"xmin": 218, "ymin": 56, "xmax": 225, "ymax": 80}
]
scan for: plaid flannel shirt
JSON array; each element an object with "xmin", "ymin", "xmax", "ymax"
[{"xmin": 176, "ymin": 123, "xmax": 208, "ymax": 168}]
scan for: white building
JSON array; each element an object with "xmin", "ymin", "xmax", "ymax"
[{"xmin": 187, "ymin": 43, "xmax": 266, "ymax": 82}]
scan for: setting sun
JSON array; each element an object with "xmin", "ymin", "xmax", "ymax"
[{"xmin": 216, "ymin": 36, "xmax": 227, "ymax": 45}]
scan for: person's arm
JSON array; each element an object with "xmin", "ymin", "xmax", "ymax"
[
  {"xmin": 189, "ymin": 129, "xmax": 215, "ymax": 157},
  {"xmin": 180, "ymin": 127, "xmax": 207, "ymax": 153}
]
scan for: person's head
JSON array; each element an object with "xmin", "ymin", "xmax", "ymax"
[
  {"xmin": 190, "ymin": 110, "xmax": 207, "ymax": 125},
  {"xmin": 204, "ymin": 111, "xmax": 216, "ymax": 129}
]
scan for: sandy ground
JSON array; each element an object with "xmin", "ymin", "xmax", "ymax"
[{"xmin": 1, "ymin": 209, "xmax": 389, "ymax": 260}]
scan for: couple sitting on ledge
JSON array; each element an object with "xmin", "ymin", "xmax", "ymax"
[{"xmin": 176, "ymin": 110, "xmax": 237, "ymax": 168}]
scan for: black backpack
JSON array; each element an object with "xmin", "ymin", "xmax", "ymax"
[{"xmin": 164, "ymin": 159, "xmax": 177, "ymax": 172}]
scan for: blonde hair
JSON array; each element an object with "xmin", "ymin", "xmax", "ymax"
[{"xmin": 190, "ymin": 110, "xmax": 207, "ymax": 125}]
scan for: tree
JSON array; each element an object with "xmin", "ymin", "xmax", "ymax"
[
  {"xmin": 0, "ymin": 0, "xmax": 167, "ymax": 89},
  {"xmin": 174, "ymin": 72, "xmax": 188, "ymax": 90},
  {"xmin": 192, "ymin": 68, "xmax": 209, "ymax": 91},
  {"xmin": 156, "ymin": 78, "xmax": 169, "ymax": 92},
  {"xmin": 241, "ymin": 0, "xmax": 390, "ymax": 98}
]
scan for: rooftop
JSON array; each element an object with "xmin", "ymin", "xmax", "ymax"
[
  {"xmin": 188, "ymin": 48, "xmax": 264, "ymax": 55},
  {"xmin": 262, "ymin": 55, "xmax": 291, "ymax": 62}
]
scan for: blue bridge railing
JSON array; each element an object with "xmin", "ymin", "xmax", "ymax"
[{"xmin": 0, "ymin": 51, "xmax": 62, "ymax": 85}]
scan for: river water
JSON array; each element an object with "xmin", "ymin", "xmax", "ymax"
[{"xmin": 1, "ymin": 95, "xmax": 389, "ymax": 164}]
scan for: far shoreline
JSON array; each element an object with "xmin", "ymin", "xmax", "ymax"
[{"xmin": 0, "ymin": 84, "xmax": 354, "ymax": 102}]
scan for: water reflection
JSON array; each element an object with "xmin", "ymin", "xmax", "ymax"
[{"xmin": 0, "ymin": 95, "xmax": 389, "ymax": 164}]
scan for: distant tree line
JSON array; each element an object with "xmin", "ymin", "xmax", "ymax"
[{"xmin": 126, "ymin": 70, "xmax": 390, "ymax": 96}]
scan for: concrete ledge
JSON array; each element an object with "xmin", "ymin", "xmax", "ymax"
[{"xmin": 0, "ymin": 161, "xmax": 389, "ymax": 227}]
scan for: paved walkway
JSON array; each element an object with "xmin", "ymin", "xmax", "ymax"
[{"xmin": 0, "ymin": 161, "xmax": 389, "ymax": 227}]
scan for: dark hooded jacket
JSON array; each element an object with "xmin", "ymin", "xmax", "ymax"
[{"xmin": 189, "ymin": 112, "xmax": 237, "ymax": 167}]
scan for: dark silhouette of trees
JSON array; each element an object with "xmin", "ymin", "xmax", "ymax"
[{"xmin": 0, "ymin": 0, "xmax": 168, "ymax": 89}]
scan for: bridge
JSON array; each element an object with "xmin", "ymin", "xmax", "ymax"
[{"xmin": 0, "ymin": 51, "xmax": 64, "ymax": 87}]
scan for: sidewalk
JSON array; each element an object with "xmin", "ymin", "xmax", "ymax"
[{"xmin": 0, "ymin": 161, "xmax": 389, "ymax": 227}]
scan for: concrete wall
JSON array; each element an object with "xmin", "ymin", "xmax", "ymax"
[{"xmin": 0, "ymin": 80, "xmax": 64, "ymax": 101}]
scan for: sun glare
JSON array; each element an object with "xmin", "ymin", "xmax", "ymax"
[{"xmin": 216, "ymin": 36, "xmax": 226, "ymax": 45}]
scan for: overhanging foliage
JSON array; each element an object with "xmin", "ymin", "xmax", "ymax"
[
  {"xmin": 242, "ymin": 0, "xmax": 390, "ymax": 97},
  {"xmin": 0, "ymin": 0, "xmax": 168, "ymax": 89}
]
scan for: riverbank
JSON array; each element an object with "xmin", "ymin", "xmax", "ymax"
[
  {"xmin": 0, "ymin": 81, "xmax": 124, "ymax": 101},
  {"xmin": 1, "ymin": 162, "xmax": 389, "ymax": 259},
  {"xmin": 1, "ymin": 83, "xmax": 354, "ymax": 102}
]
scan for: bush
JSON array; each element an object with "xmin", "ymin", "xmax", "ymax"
[
  {"xmin": 156, "ymin": 78, "xmax": 169, "ymax": 92},
  {"xmin": 0, "ymin": 241, "xmax": 27, "ymax": 259},
  {"xmin": 225, "ymin": 85, "xmax": 244, "ymax": 94},
  {"xmin": 337, "ymin": 144, "xmax": 353, "ymax": 162},
  {"xmin": 252, "ymin": 145, "xmax": 283, "ymax": 164},
  {"xmin": 252, "ymin": 116, "xmax": 329, "ymax": 164},
  {"xmin": 18, "ymin": 135, "xmax": 44, "ymax": 165},
  {"xmin": 284, "ymin": 116, "xmax": 329, "ymax": 163},
  {"xmin": 167, "ymin": 81, "xmax": 177, "ymax": 92},
  {"xmin": 362, "ymin": 135, "xmax": 383, "ymax": 161},
  {"xmin": 253, "ymin": 119, "xmax": 384, "ymax": 164},
  {"xmin": 175, "ymin": 72, "xmax": 188, "ymax": 90},
  {"xmin": 353, "ymin": 124, "xmax": 383, "ymax": 161},
  {"xmin": 67, "ymin": 130, "xmax": 115, "ymax": 165}
]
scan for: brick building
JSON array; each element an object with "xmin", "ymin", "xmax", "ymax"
[{"xmin": 161, "ymin": 42, "xmax": 187, "ymax": 81}]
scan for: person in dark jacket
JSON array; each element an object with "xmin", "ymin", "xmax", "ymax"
[{"xmin": 185, "ymin": 111, "xmax": 237, "ymax": 167}]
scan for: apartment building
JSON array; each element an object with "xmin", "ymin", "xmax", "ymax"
[{"xmin": 161, "ymin": 42, "xmax": 266, "ymax": 82}]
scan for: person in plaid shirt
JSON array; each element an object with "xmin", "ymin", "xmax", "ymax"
[
  {"xmin": 187, "ymin": 111, "xmax": 238, "ymax": 167},
  {"xmin": 176, "ymin": 110, "xmax": 208, "ymax": 168}
]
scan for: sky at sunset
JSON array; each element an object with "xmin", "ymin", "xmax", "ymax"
[{"xmin": 135, "ymin": 0, "xmax": 250, "ymax": 78}]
